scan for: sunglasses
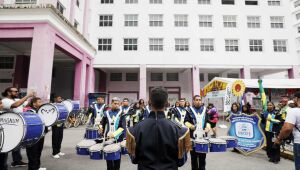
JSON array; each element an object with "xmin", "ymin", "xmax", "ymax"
[{"xmin": 11, "ymin": 91, "xmax": 19, "ymax": 93}]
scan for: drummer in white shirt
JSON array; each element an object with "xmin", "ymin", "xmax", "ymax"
[{"xmin": 1, "ymin": 87, "xmax": 35, "ymax": 168}]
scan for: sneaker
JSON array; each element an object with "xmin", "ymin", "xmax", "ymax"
[
  {"xmin": 11, "ymin": 161, "xmax": 27, "ymax": 167},
  {"xmin": 58, "ymin": 152, "xmax": 65, "ymax": 156},
  {"xmin": 52, "ymin": 154, "xmax": 60, "ymax": 159},
  {"xmin": 38, "ymin": 168, "xmax": 47, "ymax": 170}
]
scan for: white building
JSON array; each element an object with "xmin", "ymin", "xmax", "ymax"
[{"xmin": 89, "ymin": 0, "xmax": 300, "ymax": 103}]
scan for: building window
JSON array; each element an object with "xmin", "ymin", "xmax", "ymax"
[
  {"xmin": 149, "ymin": 14, "xmax": 163, "ymax": 27},
  {"xmin": 76, "ymin": 0, "xmax": 80, "ymax": 7},
  {"xmin": 227, "ymin": 73, "xmax": 239, "ymax": 78},
  {"xmin": 223, "ymin": 15, "xmax": 237, "ymax": 28},
  {"xmin": 0, "ymin": 57, "xmax": 14, "ymax": 69},
  {"xmin": 15, "ymin": 0, "xmax": 37, "ymax": 4},
  {"xmin": 296, "ymin": 13, "xmax": 300, "ymax": 20},
  {"xmin": 200, "ymin": 39, "xmax": 214, "ymax": 52},
  {"xmin": 295, "ymin": 0, "xmax": 300, "ymax": 8},
  {"xmin": 174, "ymin": 15, "xmax": 188, "ymax": 27},
  {"xmin": 222, "ymin": 0, "xmax": 234, "ymax": 5},
  {"xmin": 174, "ymin": 0, "xmax": 187, "ymax": 4},
  {"xmin": 225, "ymin": 39, "xmax": 239, "ymax": 52},
  {"xmin": 208, "ymin": 73, "xmax": 219, "ymax": 81},
  {"xmin": 270, "ymin": 16, "xmax": 284, "ymax": 28},
  {"xmin": 99, "ymin": 15, "xmax": 113, "ymax": 27},
  {"xmin": 167, "ymin": 73, "xmax": 179, "ymax": 81},
  {"xmin": 98, "ymin": 38, "xmax": 112, "ymax": 51},
  {"xmin": 74, "ymin": 20, "xmax": 79, "ymax": 29},
  {"xmin": 151, "ymin": 73, "xmax": 163, "ymax": 81},
  {"xmin": 199, "ymin": 15, "xmax": 213, "ymax": 27},
  {"xmin": 245, "ymin": 0, "xmax": 258, "ymax": 5},
  {"xmin": 110, "ymin": 73, "xmax": 122, "ymax": 81},
  {"xmin": 268, "ymin": 0, "xmax": 280, "ymax": 6},
  {"xmin": 126, "ymin": 73, "xmax": 138, "ymax": 81},
  {"xmin": 126, "ymin": 0, "xmax": 138, "ymax": 3},
  {"xmin": 198, "ymin": 0, "xmax": 210, "ymax": 4},
  {"xmin": 124, "ymin": 38, "xmax": 138, "ymax": 51},
  {"xmin": 273, "ymin": 40, "xmax": 287, "ymax": 52},
  {"xmin": 101, "ymin": 0, "xmax": 113, "ymax": 4},
  {"xmin": 175, "ymin": 38, "xmax": 189, "ymax": 51},
  {"xmin": 149, "ymin": 38, "xmax": 163, "ymax": 51},
  {"xmin": 249, "ymin": 39, "xmax": 263, "ymax": 52},
  {"xmin": 150, "ymin": 0, "xmax": 162, "ymax": 4},
  {"xmin": 124, "ymin": 14, "xmax": 138, "ymax": 27},
  {"xmin": 56, "ymin": 1, "xmax": 65, "ymax": 14},
  {"xmin": 200, "ymin": 73, "xmax": 204, "ymax": 81},
  {"xmin": 247, "ymin": 16, "xmax": 260, "ymax": 28}
]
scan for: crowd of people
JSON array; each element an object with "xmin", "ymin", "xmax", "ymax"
[{"xmin": 0, "ymin": 85, "xmax": 300, "ymax": 170}]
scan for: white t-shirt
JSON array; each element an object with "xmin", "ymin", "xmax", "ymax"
[
  {"xmin": 1, "ymin": 98, "xmax": 25, "ymax": 113},
  {"xmin": 285, "ymin": 107, "xmax": 300, "ymax": 144}
]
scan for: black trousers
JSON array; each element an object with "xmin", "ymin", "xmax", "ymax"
[
  {"xmin": 265, "ymin": 131, "xmax": 280, "ymax": 162},
  {"xmin": 106, "ymin": 159, "xmax": 121, "ymax": 170},
  {"xmin": 0, "ymin": 153, "xmax": 8, "ymax": 170},
  {"xmin": 12, "ymin": 148, "xmax": 22, "ymax": 162},
  {"xmin": 52, "ymin": 125, "xmax": 64, "ymax": 155},
  {"xmin": 26, "ymin": 137, "xmax": 45, "ymax": 170},
  {"xmin": 190, "ymin": 150, "xmax": 206, "ymax": 170}
]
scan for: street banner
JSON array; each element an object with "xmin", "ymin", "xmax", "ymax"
[{"xmin": 227, "ymin": 113, "xmax": 266, "ymax": 156}]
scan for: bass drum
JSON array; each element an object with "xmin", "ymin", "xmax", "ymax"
[
  {"xmin": 38, "ymin": 103, "xmax": 68, "ymax": 127},
  {"xmin": 0, "ymin": 112, "xmax": 45, "ymax": 153}
]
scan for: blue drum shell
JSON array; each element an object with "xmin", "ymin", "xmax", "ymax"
[
  {"xmin": 90, "ymin": 150, "xmax": 103, "ymax": 160},
  {"xmin": 85, "ymin": 129, "xmax": 100, "ymax": 139},
  {"xmin": 210, "ymin": 143, "xmax": 227, "ymax": 152},
  {"xmin": 104, "ymin": 150, "xmax": 121, "ymax": 161},
  {"xmin": 194, "ymin": 143, "xmax": 209, "ymax": 153},
  {"xmin": 21, "ymin": 112, "xmax": 44, "ymax": 147},
  {"xmin": 76, "ymin": 147, "xmax": 89, "ymax": 155}
]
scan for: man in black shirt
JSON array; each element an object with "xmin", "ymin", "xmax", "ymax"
[{"xmin": 126, "ymin": 87, "xmax": 191, "ymax": 170}]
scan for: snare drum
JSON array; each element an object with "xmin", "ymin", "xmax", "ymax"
[
  {"xmin": 103, "ymin": 144, "xmax": 121, "ymax": 161},
  {"xmin": 104, "ymin": 139, "xmax": 115, "ymax": 146},
  {"xmin": 219, "ymin": 136, "xmax": 238, "ymax": 148},
  {"xmin": 38, "ymin": 103, "xmax": 68, "ymax": 127},
  {"xmin": 0, "ymin": 112, "xmax": 45, "ymax": 153},
  {"xmin": 62, "ymin": 100, "xmax": 80, "ymax": 113},
  {"xmin": 89, "ymin": 144, "xmax": 104, "ymax": 160},
  {"xmin": 120, "ymin": 140, "xmax": 127, "ymax": 155},
  {"xmin": 85, "ymin": 127, "xmax": 100, "ymax": 139},
  {"xmin": 194, "ymin": 139, "xmax": 209, "ymax": 153},
  {"xmin": 76, "ymin": 139, "xmax": 96, "ymax": 155},
  {"xmin": 209, "ymin": 138, "xmax": 227, "ymax": 152}
]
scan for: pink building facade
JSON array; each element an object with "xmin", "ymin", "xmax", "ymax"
[{"xmin": 0, "ymin": 2, "xmax": 95, "ymax": 106}]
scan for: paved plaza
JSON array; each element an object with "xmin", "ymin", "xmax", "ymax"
[{"xmin": 7, "ymin": 121, "xmax": 294, "ymax": 170}]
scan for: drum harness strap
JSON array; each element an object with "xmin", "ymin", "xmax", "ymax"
[
  {"xmin": 190, "ymin": 106, "xmax": 206, "ymax": 140},
  {"xmin": 176, "ymin": 107, "xmax": 187, "ymax": 125},
  {"xmin": 106, "ymin": 107, "xmax": 123, "ymax": 140}
]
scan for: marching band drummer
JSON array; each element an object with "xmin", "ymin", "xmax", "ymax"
[
  {"xmin": 121, "ymin": 98, "xmax": 131, "ymax": 127},
  {"xmin": 51, "ymin": 96, "xmax": 65, "ymax": 159},
  {"xmin": 25, "ymin": 97, "xmax": 47, "ymax": 170},
  {"xmin": 184, "ymin": 95, "xmax": 211, "ymax": 170},
  {"xmin": 88, "ymin": 96, "xmax": 108, "ymax": 125},
  {"xmin": 0, "ymin": 98, "xmax": 8, "ymax": 170},
  {"xmin": 100, "ymin": 97, "xmax": 126, "ymax": 170},
  {"xmin": 173, "ymin": 98, "xmax": 188, "ymax": 126},
  {"xmin": 1, "ymin": 87, "xmax": 35, "ymax": 168},
  {"xmin": 126, "ymin": 87, "xmax": 191, "ymax": 170}
]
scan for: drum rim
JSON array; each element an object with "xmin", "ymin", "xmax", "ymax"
[
  {"xmin": 37, "ymin": 103, "xmax": 62, "ymax": 127},
  {"xmin": 0, "ymin": 112, "xmax": 26, "ymax": 153},
  {"xmin": 103, "ymin": 144, "xmax": 121, "ymax": 153}
]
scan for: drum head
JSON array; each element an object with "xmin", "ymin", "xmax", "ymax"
[
  {"xmin": 77, "ymin": 139, "xmax": 96, "ymax": 148},
  {"xmin": 38, "ymin": 104, "xmax": 59, "ymax": 126},
  {"xmin": 103, "ymin": 144, "xmax": 120, "ymax": 153},
  {"xmin": 0, "ymin": 112, "xmax": 25, "ymax": 152},
  {"xmin": 62, "ymin": 100, "xmax": 73, "ymax": 113}
]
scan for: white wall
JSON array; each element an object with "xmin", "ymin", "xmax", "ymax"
[{"xmin": 89, "ymin": 0, "xmax": 298, "ymax": 67}]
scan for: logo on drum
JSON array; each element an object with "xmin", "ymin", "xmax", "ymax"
[
  {"xmin": 235, "ymin": 122, "xmax": 254, "ymax": 139},
  {"xmin": 0, "ymin": 118, "xmax": 20, "ymax": 126},
  {"xmin": 40, "ymin": 108, "xmax": 55, "ymax": 115}
]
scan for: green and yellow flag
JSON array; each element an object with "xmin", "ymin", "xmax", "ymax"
[{"xmin": 258, "ymin": 79, "xmax": 267, "ymax": 112}]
